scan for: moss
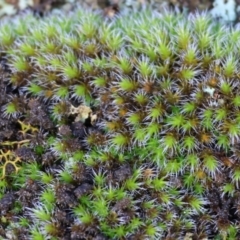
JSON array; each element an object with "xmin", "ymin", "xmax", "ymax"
[{"xmin": 0, "ymin": 7, "xmax": 240, "ymax": 240}]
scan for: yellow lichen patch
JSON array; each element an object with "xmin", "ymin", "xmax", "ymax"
[
  {"xmin": 0, "ymin": 139, "xmax": 30, "ymax": 149},
  {"xmin": 18, "ymin": 120, "xmax": 39, "ymax": 137},
  {"xmin": 184, "ymin": 232, "xmax": 193, "ymax": 240},
  {"xmin": 0, "ymin": 150, "xmax": 21, "ymax": 179},
  {"xmin": 69, "ymin": 104, "xmax": 97, "ymax": 124},
  {"xmin": 91, "ymin": 113, "xmax": 97, "ymax": 124}
]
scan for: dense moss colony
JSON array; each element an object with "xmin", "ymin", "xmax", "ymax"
[{"xmin": 1, "ymin": 8, "xmax": 240, "ymax": 240}]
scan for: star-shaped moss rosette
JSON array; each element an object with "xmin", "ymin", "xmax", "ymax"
[{"xmin": 0, "ymin": 8, "xmax": 240, "ymax": 240}]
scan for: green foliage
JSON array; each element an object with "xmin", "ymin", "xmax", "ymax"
[
  {"xmin": 73, "ymin": 204, "xmax": 94, "ymax": 224},
  {"xmin": 1, "ymin": 8, "xmax": 240, "ymax": 240},
  {"xmin": 30, "ymin": 227, "xmax": 46, "ymax": 240},
  {"xmin": 32, "ymin": 206, "xmax": 52, "ymax": 221},
  {"xmin": 111, "ymin": 133, "xmax": 130, "ymax": 148},
  {"xmin": 119, "ymin": 78, "xmax": 138, "ymax": 92}
]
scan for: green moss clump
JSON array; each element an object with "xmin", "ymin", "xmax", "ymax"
[{"xmin": 0, "ymin": 8, "xmax": 240, "ymax": 240}]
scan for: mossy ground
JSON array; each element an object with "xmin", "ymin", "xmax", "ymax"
[{"xmin": 0, "ymin": 6, "xmax": 240, "ymax": 240}]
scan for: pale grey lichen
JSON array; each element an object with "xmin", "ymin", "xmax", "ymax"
[
  {"xmin": 0, "ymin": 0, "xmax": 34, "ymax": 17},
  {"xmin": 210, "ymin": 0, "xmax": 237, "ymax": 22}
]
